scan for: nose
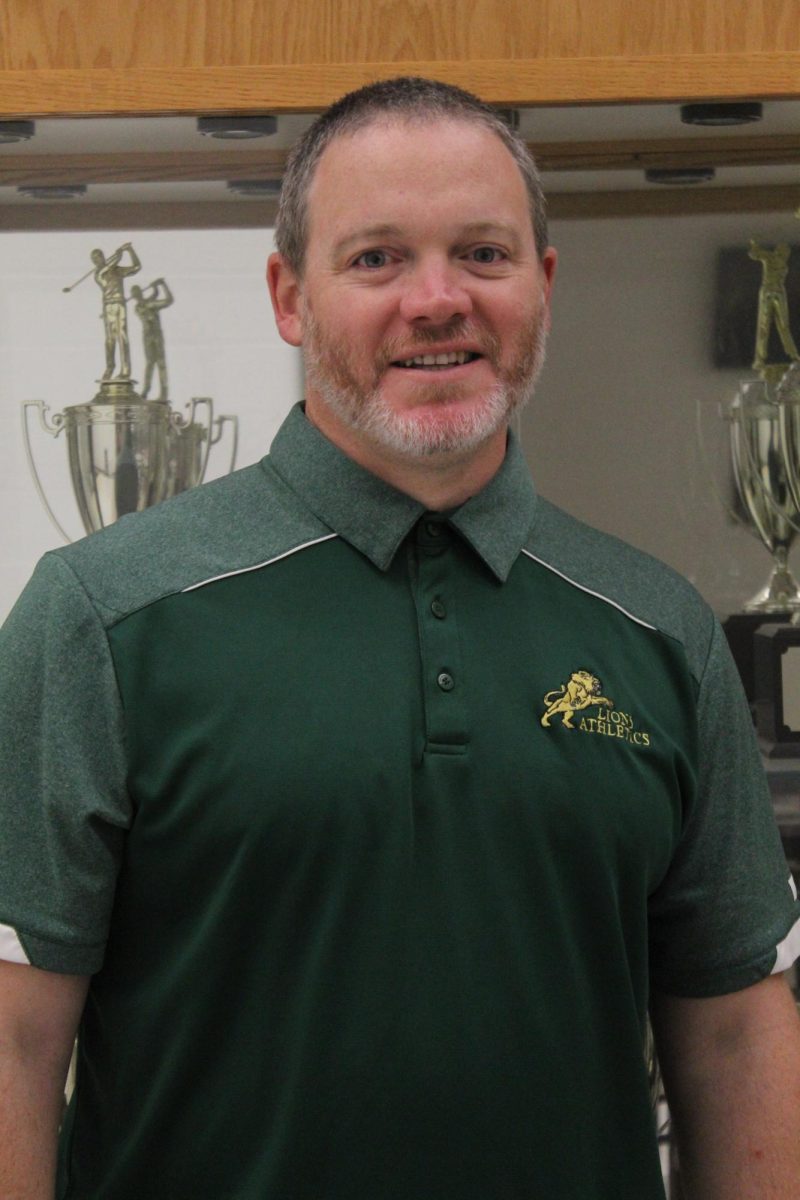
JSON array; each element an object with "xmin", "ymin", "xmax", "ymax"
[{"xmin": 398, "ymin": 256, "xmax": 473, "ymax": 326}]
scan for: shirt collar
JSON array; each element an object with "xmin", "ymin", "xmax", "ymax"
[{"xmin": 264, "ymin": 403, "xmax": 538, "ymax": 582}]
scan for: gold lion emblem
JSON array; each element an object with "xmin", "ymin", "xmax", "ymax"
[{"xmin": 541, "ymin": 670, "xmax": 613, "ymax": 730}]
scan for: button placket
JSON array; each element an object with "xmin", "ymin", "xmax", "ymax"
[{"xmin": 411, "ymin": 517, "xmax": 468, "ymax": 753}]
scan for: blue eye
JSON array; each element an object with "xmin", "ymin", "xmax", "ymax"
[
  {"xmin": 354, "ymin": 250, "xmax": 390, "ymax": 269},
  {"xmin": 470, "ymin": 246, "xmax": 504, "ymax": 264}
]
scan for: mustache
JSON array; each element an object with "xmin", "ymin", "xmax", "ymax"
[{"xmin": 377, "ymin": 320, "xmax": 502, "ymax": 370}]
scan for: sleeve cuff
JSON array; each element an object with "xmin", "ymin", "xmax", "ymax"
[{"xmin": 0, "ymin": 920, "xmax": 104, "ymax": 974}]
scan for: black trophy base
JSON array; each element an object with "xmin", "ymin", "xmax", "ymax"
[
  {"xmin": 754, "ymin": 622, "xmax": 800, "ymax": 757},
  {"xmin": 722, "ymin": 611, "xmax": 793, "ymax": 712}
]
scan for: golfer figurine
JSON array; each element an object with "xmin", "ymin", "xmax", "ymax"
[
  {"xmin": 90, "ymin": 243, "xmax": 142, "ymax": 381},
  {"xmin": 748, "ymin": 239, "xmax": 800, "ymax": 374},
  {"xmin": 131, "ymin": 279, "xmax": 174, "ymax": 401}
]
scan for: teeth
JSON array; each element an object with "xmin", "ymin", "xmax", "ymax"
[{"xmin": 401, "ymin": 350, "xmax": 473, "ymax": 368}]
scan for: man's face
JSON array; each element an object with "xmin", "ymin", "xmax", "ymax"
[{"xmin": 270, "ymin": 117, "xmax": 556, "ymax": 466}]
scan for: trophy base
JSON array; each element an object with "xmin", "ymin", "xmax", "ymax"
[
  {"xmin": 723, "ymin": 612, "xmax": 793, "ymax": 710},
  {"xmin": 755, "ymin": 623, "xmax": 800, "ymax": 756},
  {"xmin": 743, "ymin": 564, "xmax": 800, "ymax": 614},
  {"xmin": 744, "ymin": 594, "xmax": 800, "ymax": 613},
  {"xmin": 91, "ymin": 378, "xmax": 143, "ymax": 404}
]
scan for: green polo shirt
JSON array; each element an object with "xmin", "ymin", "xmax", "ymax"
[{"xmin": 1, "ymin": 402, "xmax": 797, "ymax": 1200}]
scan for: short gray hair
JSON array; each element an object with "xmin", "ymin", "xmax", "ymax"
[{"xmin": 275, "ymin": 76, "xmax": 548, "ymax": 276}]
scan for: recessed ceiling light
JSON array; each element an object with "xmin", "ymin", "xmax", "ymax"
[
  {"xmin": 645, "ymin": 166, "xmax": 716, "ymax": 185},
  {"xmin": 17, "ymin": 184, "xmax": 88, "ymax": 200},
  {"xmin": 680, "ymin": 102, "xmax": 763, "ymax": 126},
  {"xmin": 226, "ymin": 179, "xmax": 283, "ymax": 197},
  {"xmin": 0, "ymin": 119, "xmax": 35, "ymax": 144},
  {"xmin": 197, "ymin": 116, "xmax": 277, "ymax": 139}
]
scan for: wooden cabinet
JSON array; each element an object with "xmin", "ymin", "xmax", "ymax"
[{"xmin": 1, "ymin": 0, "xmax": 800, "ymax": 116}]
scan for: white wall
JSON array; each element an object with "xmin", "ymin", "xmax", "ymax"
[
  {"xmin": 0, "ymin": 228, "xmax": 302, "ymax": 621},
  {"xmin": 527, "ymin": 209, "xmax": 800, "ymax": 618}
]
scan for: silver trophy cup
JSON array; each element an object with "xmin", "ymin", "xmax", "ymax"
[
  {"xmin": 728, "ymin": 378, "xmax": 800, "ymax": 612},
  {"xmin": 23, "ymin": 382, "xmax": 238, "ymax": 542}
]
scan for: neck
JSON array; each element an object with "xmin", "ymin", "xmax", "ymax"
[{"xmin": 304, "ymin": 398, "xmax": 508, "ymax": 510}]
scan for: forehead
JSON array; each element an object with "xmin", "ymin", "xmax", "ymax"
[{"xmin": 305, "ymin": 117, "xmax": 532, "ymax": 250}]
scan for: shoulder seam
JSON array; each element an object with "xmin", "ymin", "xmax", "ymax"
[
  {"xmin": 696, "ymin": 606, "xmax": 722, "ymax": 693},
  {"xmin": 181, "ymin": 533, "xmax": 338, "ymax": 594},
  {"xmin": 48, "ymin": 549, "xmax": 127, "ymax": 622},
  {"xmin": 520, "ymin": 549, "xmax": 658, "ymax": 633}
]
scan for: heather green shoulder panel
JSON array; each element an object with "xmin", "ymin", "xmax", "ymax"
[
  {"xmin": 0, "ymin": 554, "xmax": 129, "ymax": 972},
  {"xmin": 529, "ymin": 497, "xmax": 714, "ymax": 683},
  {"xmin": 54, "ymin": 458, "xmax": 331, "ymax": 628}
]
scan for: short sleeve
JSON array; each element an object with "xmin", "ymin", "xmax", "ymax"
[
  {"xmin": 649, "ymin": 617, "xmax": 800, "ymax": 997},
  {"xmin": 0, "ymin": 552, "xmax": 131, "ymax": 973}
]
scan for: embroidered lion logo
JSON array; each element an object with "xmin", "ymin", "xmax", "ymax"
[{"xmin": 540, "ymin": 670, "xmax": 613, "ymax": 730}]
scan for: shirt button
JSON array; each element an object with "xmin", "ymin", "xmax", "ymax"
[
  {"xmin": 425, "ymin": 520, "xmax": 443, "ymax": 538},
  {"xmin": 431, "ymin": 599, "xmax": 447, "ymax": 619},
  {"xmin": 437, "ymin": 671, "xmax": 455, "ymax": 691}
]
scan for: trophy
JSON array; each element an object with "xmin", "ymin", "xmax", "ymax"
[
  {"xmin": 723, "ymin": 240, "xmax": 800, "ymax": 612},
  {"xmin": 728, "ymin": 377, "xmax": 800, "ymax": 612},
  {"xmin": 721, "ymin": 236, "xmax": 800, "ymax": 749},
  {"xmin": 22, "ymin": 243, "xmax": 238, "ymax": 542}
]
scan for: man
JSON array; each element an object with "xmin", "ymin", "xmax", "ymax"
[
  {"xmin": 90, "ymin": 242, "xmax": 141, "ymax": 380},
  {"xmin": 1, "ymin": 77, "xmax": 799, "ymax": 1200},
  {"xmin": 131, "ymin": 277, "xmax": 174, "ymax": 400}
]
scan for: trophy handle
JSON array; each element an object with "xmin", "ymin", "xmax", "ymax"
[
  {"xmin": 186, "ymin": 397, "xmax": 215, "ymax": 485},
  {"xmin": 210, "ymin": 414, "xmax": 239, "ymax": 475},
  {"xmin": 695, "ymin": 397, "xmax": 747, "ymax": 529},
  {"xmin": 20, "ymin": 400, "xmax": 73, "ymax": 544}
]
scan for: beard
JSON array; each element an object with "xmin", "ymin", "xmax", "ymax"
[{"xmin": 301, "ymin": 303, "xmax": 548, "ymax": 461}]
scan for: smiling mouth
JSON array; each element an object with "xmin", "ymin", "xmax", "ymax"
[{"xmin": 392, "ymin": 350, "xmax": 482, "ymax": 370}]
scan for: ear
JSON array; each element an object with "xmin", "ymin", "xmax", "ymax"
[
  {"xmin": 541, "ymin": 246, "xmax": 557, "ymax": 297},
  {"xmin": 267, "ymin": 252, "xmax": 304, "ymax": 347},
  {"xmin": 540, "ymin": 246, "xmax": 558, "ymax": 329}
]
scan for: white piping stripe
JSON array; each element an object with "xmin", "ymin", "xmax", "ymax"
[
  {"xmin": 0, "ymin": 922, "xmax": 30, "ymax": 965},
  {"xmin": 181, "ymin": 533, "xmax": 338, "ymax": 593},
  {"xmin": 790, "ymin": 874, "xmax": 798, "ymax": 901},
  {"xmin": 520, "ymin": 549, "xmax": 658, "ymax": 632},
  {"xmin": 772, "ymin": 912, "xmax": 800, "ymax": 974}
]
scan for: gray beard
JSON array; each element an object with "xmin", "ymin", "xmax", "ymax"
[{"xmin": 302, "ymin": 311, "xmax": 548, "ymax": 462}]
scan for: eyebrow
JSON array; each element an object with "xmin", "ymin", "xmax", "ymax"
[
  {"xmin": 331, "ymin": 221, "xmax": 524, "ymax": 258},
  {"xmin": 458, "ymin": 222, "xmax": 522, "ymax": 243},
  {"xmin": 332, "ymin": 225, "xmax": 406, "ymax": 258}
]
